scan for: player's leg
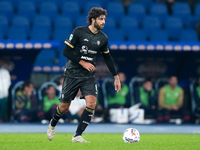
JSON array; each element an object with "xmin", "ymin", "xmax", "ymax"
[
  {"xmin": 72, "ymin": 95, "xmax": 96, "ymax": 143},
  {"xmin": 72, "ymin": 78, "xmax": 97, "ymax": 143},
  {"xmin": 47, "ymin": 102, "xmax": 71, "ymax": 141},
  {"xmin": 51, "ymin": 102, "xmax": 71, "ymax": 126},
  {"xmin": 47, "ymin": 77, "xmax": 80, "ymax": 141}
]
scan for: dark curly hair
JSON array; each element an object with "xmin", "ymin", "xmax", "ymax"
[{"xmin": 87, "ymin": 7, "xmax": 107, "ymax": 25}]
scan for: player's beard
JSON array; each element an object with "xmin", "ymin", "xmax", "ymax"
[{"xmin": 94, "ymin": 21, "xmax": 104, "ymax": 30}]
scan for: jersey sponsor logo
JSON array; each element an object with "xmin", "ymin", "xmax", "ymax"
[
  {"xmin": 88, "ymin": 50, "xmax": 97, "ymax": 54},
  {"xmin": 97, "ymin": 40, "xmax": 100, "ymax": 46},
  {"xmin": 84, "ymin": 38, "xmax": 89, "ymax": 42},
  {"xmin": 80, "ymin": 45, "xmax": 97, "ymax": 54},
  {"xmin": 80, "ymin": 45, "xmax": 88, "ymax": 54},
  {"xmin": 69, "ymin": 34, "xmax": 73, "ymax": 41},
  {"xmin": 81, "ymin": 56, "xmax": 93, "ymax": 61}
]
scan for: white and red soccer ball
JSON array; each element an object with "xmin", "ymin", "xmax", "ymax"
[{"xmin": 123, "ymin": 128, "xmax": 140, "ymax": 143}]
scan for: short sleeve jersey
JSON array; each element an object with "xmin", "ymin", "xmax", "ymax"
[{"xmin": 64, "ymin": 26, "xmax": 109, "ymax": 78}]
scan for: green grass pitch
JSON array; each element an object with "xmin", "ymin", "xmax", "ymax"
[{"xmin": 0, "ymin": 133, "xmax": 200, "ymax": 150}]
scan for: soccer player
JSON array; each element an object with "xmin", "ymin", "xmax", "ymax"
[{"xmin": 47, "ymin": 7, "xmax": 121, "ymax": 143}]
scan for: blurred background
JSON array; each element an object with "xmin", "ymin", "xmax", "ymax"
[{"xmin": 0, "ymin": 0, "xmax": 200, "ymax": 126}]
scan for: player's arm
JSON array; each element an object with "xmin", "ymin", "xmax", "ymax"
[
  {"xmin": 101, "ymin": 38, "xmax": 121, "ymax": 92},
  {"xmin": 102, "ymin": 51, "xmax": 121, "ymax": 92}
]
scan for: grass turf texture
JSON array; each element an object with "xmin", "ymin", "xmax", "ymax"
[{"xmin": 0, "ymin": 133, "xmax": 200, "ymax": 150}]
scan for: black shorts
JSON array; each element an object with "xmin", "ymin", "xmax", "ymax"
[{"xmin": 60, "ymin": 76, "xmax": 97, "ymax": 103}]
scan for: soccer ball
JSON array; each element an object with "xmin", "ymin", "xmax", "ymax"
[{"xmin": 123, "ymin": 128, "xmax": 140, "ymax": 143}]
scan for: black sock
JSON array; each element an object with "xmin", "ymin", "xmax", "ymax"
[
  {"xmin": 75, "ymin": 107, "xmax": 94, "ymax": 137},
  {"xmin": 51, "ymin": 106, "xmax": 64, "ymax": 127}
]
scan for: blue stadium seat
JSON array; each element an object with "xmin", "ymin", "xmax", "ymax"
[
  {"xmin": 106, "ymin": 1, "xmax": 124, "ymax": 24},
  {"xmin": 107, "ymin": 29, "xmax": 125, "ymax": 41},
  {"xmin": 34, "ymin": 49, "xmax": 56, "ymax": 66},
  {"xmin": 127, "ymin": 29, "xmax": 147, "ymax": 41},
  {"xmin": 102, "ymin": 17, "xmax": 117, "ymax": 34},
  {"xmin": 165, "ymin": 16, "xmax": 183, "ymax": 41},
  {"xmin": 149, "ymin": 30, "xmax": 168, "ymax": 41},
  {"xmin": 180, "ymin": 29, "xmax": 198, "ymax": 42},
  {"xmin": 128, "ymin": 3, "xmax": 146, "ymax": 25},
  {"xmin": 120, "ymin": 16, "xmax": 139, "ymax": 37},
  {"xmin": 150, "ymin": 2, "xmax": 168, "ymax": 25},
  {"xmin": 32, "ymin": 15, "xmax": 52, "ymax": 32},
  {"xmin": 30, "ymin": 29, "xmax": 51, "ymax": 40},
  {"xmin": 17, "ymin": 1, "xmax": 36, "ymax": 21},
  {"xmin": 39, "ymin": 1, "xmax": 58, "ymax": 21},
  {"xmin": 0, "ymin": 15, "xmax": 8, "ymax": 36},
  {"xmin": 195, "ymin": 3, "xmax": 200, "ymax": 18},
  {"xmin": 89, "ymin": 0, "xmax": 107, "ymax": 6},
  {"xmin": 43, "ymin": 0, "xmax": 63, "ymax": 9},
  {"xmin": 0, "ymin": 1, "xmax": 13, "ymax": 21},
  {"xmin": 143, "ymin": 16, "xmax": 161, "ymax": 37},
  {"xmin": 75, "ymin": 16, "xmax": 88, "ymax": 27},
  {"xmin": 83, "ymin": 1, "xmax": 102, "ymax": 15},
  {"xmin": 8, "ymin": 27, "xmax": 28, "ymax": 40},
  {"xmin": 54, "ymin": 16, "xmax": 73, "ymax": 31},
  {"xmin": 65, "ymin": 0, "xmax": 86, "ymax": 9},
  {"xmin": 12, "ymin": 16, "xmax": 30, "ymax": 34},
  {"xmin": 61, "ymin": 2, "xmax": 81, "ymax": 22},
  {"xmin": 138, "ymin": 0, "xmax": 154, "ymax": 11},
  {"xmin": 173, "ymin": 2, "xmax": 191, "ymax": 26},
  {"xmin": 53, "ymin": 29, "xmax": 72, "ymax": 43}
]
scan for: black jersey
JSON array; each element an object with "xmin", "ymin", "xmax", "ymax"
[{"xmin": 64, "ymin": 26, "xmax": 109, "ymax": 78}]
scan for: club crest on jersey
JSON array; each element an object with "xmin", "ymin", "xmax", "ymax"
[
  {"xmin": 97, "ymin": 41, "xmax": 100, "ymax": 46},
  {"xmin": 69, "ymin": 34, "xmax": 73, "ymax": 41}
]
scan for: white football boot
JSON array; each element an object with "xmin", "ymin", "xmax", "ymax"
[
  {"xmin": 72, "ymin": 135, "xmax": 91, "ymax": 143},
  {"xmin": 47, "ymin": 120, "xmax": 55, "ymax": 141}
]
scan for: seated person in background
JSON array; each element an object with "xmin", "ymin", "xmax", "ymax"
[
  {"xmin": 158, "ymin": 76, "xmax": 190, "ymax": 123},
  {"xmin": 135, "ymin": 79, "xmax": 157, "ymax": 118},
  {"xmin": 107, "ymin": 72, "xmax": 129, "ymax": 108},
  {"xmin": 193, "ymin": 77, "xmax": 200, "ymax": 123},
  {"xmin": 42, "ymin": 85, "xmax": 70, "ymax": 123},
  {"xmin": 15, "ymin": 81, "xmax": 43, "ymax": 122}
]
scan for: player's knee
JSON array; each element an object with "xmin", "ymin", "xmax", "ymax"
[
  {"xmin": 86, "ymin": 101, "xmax": 96, "ymax": 109},
  {"xmin": 59, "ymin": 103, "xmax": 70, "ymax": 113}
]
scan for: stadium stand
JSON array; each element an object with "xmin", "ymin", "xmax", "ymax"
[
  {"xmin": 8, "ymin": 27, "xmax": 28, "ymax": 40},
  {"xmin": 120, "ymin": 16, "xmax": 139, "ymax": 36},
  {"xmin": 172, "ymin": 2, "xmax": 191, "ymax": 27},
  {"xmin": 165, "ymin": 16, "xmax": 183, "ymax": 41},
  {"xmin": 149, "ymin": 29, "xmax": 168, "ymax": 41},
  {"xmin": 61, "ymin": 1, "xmax": 81, "ymax": 22},
  {"xmin": 107, "ymin": 29, "xmax": 125, "ymax": 41},
  {"xmin": 106, "ymin": 1, "xmax": 124, "ymax": 24},
  {"xmin": 150, "ymin": 2, "xmax": 168, "ymax": 25},
  {"xmin": 17, "ymin": 1, "xmax": 36, "ymax": 21},
  {"xmin": 83, "ymin": 1, "xmax": 102, "ymax": 15},
  {"xmin": 0, "ymin": 1, "xmax": 13, "ymax": 21},
  {"xmin": 180, "ymin": 29, "xmax": 199, "ymax": 42},
  {"xmin": 39, "ymin": 1, "xmax": 58, "ymax": 21},
  {"xmin": 127, "ymin": 29, "xmax": 147, "ymax": 41},
  {"xmin": 128, "ymin": 3, "xmax": 146, "ymax": 25},
  {"xmin": 143, "ymin": 16, "xmax": 161, "ymax": 37},
  {"xmin": 0, "ymin": 15, "xmax": 9, "ymax": 37}
]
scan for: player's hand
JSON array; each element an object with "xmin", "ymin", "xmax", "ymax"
[
  {"xmin": 79, "ymin": 60, "xmax": 95, "ymax": 72},
  {"xmin": 114, "ymin": 75, "xmax": 121, "ymax": 93}
]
